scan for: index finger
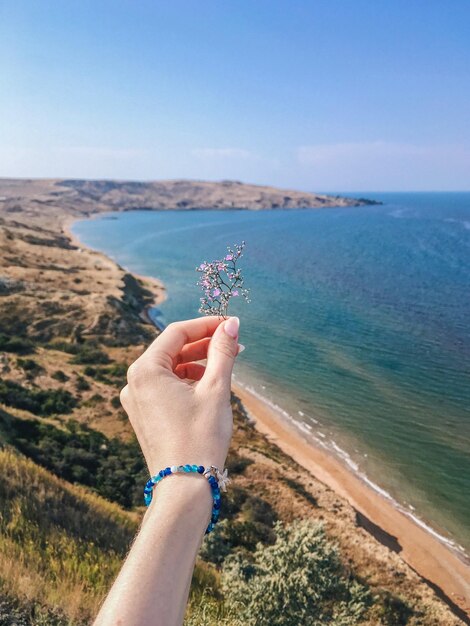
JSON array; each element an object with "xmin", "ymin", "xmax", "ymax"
[{"xmin": 147, "ymin": 316, "xmax": 224, "ymax": 369}]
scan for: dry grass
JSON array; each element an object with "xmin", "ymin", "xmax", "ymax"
[{"xmin": 0, "ymin": 448, "xmax": 138, "ymax": 623}]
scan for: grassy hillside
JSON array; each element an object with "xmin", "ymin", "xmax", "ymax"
[{"xmin": 0, "ymin": 447, "xmax": 137, "ymax": 624}]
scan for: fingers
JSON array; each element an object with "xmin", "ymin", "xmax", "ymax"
[
  {"xmin": 146, "ymin": 316, "xmax": 224, "ymax": 370},
  {"xmin": 176, "ymin": 337, "xmax": 211, "ymax": 366},
  {"xmin": 174, "ymin": 362, "xmax": 206, "ymax": 381},
  {"xmin": 202, "ymin": 317, "xmax": 239, "ymax": 393}
]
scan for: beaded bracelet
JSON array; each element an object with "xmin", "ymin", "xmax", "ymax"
[{"xmin": 143, "ymin": 464, "xmax": 231, "ymax": 534}]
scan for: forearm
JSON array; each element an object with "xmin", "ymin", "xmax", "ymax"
[{"xmin": 94, "ymin": 475, "xmax": 213, "ymax": 626}]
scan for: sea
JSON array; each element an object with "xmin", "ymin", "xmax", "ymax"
[{"xmin": 73, "ymin": 192, "xmax": 470, "ymax": 558}]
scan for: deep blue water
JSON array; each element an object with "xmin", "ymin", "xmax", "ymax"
[{"xmin": 73, "ymin": 192, "xmax": 470, "ymax": 555}]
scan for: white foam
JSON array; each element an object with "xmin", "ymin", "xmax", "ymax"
[{"xmin": 234, "ymin": 376, "xmax": 469, "ymax": 561}]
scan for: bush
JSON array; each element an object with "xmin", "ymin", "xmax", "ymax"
[
  {"xmin": 3, "ymin": 414, "xmax": 147, "ymax": 508},
  {"xmin": 75, "ymin": 376, "xmax": 90, "ymax": 392},
  {"xmin": 0, "ymin": 334, "xmax": 35, "ymax": 355},
  {"xmin": 379, "ymin": 592, "xmax": 413, "ymax": 625},
  {"xmin": 241, "ymin": 496, "xmax": 276, "ymax": 527},
  {"xmin": 0, "ymin": 380, "xmax": 77, "ymax": 416},
  {"xmin": 221, "ymin": 520, "xmax": 371, "ymax": 626},
  {"xmin": 51, "ymin": 370, "xmax": 69, "ymax": 382},
  {"xmin": 45, "ymin": 341, "xmax": 79, "ymax": 354},
  {"xmin": 83, "ymin": 363, "xmax": 127, "ymax": 387},
  {"xmin": 225, "ymin": 450, "xmax": 254, "ymax": 475},
  {"xmin": 111, "ymin": 396, "xmax": 121, "ymax": 409},
  {"xmin": 17, "ymin": 358, "xmax": 44, "ymax": 379},
  {"xmin": 0, "ymin": 594, "xmax": 70, "ymax": 626},
  {"xmin": 71, "ymin": 345, "xmax": 110, "ymax": 365}
]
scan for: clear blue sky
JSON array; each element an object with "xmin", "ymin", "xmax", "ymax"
[{"xmin": 1, "ymin": 0, "xmax": 469, "ymax": 191}]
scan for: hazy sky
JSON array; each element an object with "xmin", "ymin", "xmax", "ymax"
[{"xmin": 1, "ymin": 1, "xmax": 469, "ymax": 191}]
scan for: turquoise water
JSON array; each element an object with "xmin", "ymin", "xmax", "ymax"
[{"xmin": 73, "ymin": 193, "xmax": 470, "ymax": 555}]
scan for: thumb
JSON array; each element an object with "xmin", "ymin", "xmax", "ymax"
[{"xmin": 203, "ymin": 316, "xmax": 240, "ymax": 390}]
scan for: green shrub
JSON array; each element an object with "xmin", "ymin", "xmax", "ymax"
[
  {"xmin": 379, "ymin": 592, "xmax": 413, "ymax": 625},
  {"xmin": 0, "ymin": 380, "xmax": 77, "ymax": 416},
  {"xmin": 52, "ymin": 370, "xmax": 69, "ymax": 382},
  {"xmin": 45, "ymin": 341, "xmax": 79, "ymax": 354},
  {"xmin": 222, "ymin": 520, "xmax": 371, "ymax": 626},
  {"xmin": 82, "ymin": 393, "xmax": 104, "ymax": 407},
  {"xmin": 2, "ymin": 414, "xmax": 147, "ymax": 509},
  {"xmin": 225, "ymin": 450, "xmax": 254, "ymax": 475},
  {"xmin": 17, "ymin": 358, "xmax": 44, "ymax": 379},
  {"xmin": 111, "ymin": 396, "xmax": 121, "ymax": 409},
  {"xmin": 0, "ymin": 593, "xmax": 71, "ymax": 626},
  {"xmin": 0, "ymin": 334, "xmax": 35, "ymax": 355},
  {"xmin": 75, "ymin": 376, "xmax": 90, "ymax": 392},
  {"xmin": 241, "ymin": 496, "xmax": 276, "ymax": 527},
  {"xmin": 220, "ymin": 485, "xmax": 248, "ymax": 516},
  {"xmin": 200, "ymin": 520, "xmax": 233, "ymax": 565},
  {"xmin": 201, "ymin": 519, "xmax": 275, "ymax": 565},
  {"xmin": 71, "ymin": 345, "xmax": 110, "ymax": 365},
  {"xmin": 83, "ymin": 363, "xmax": 127, "ymax": 387}
]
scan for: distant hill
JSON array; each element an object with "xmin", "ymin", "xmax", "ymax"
[{"xmin": 0, "ymin": 178, "xmax": 380, "ymax": 216}]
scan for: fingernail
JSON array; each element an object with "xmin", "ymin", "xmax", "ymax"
[
  {"xmin": 224, "ymin": 316, "xmax": 240, "ymax": 339},
  {"xmin": 237, "ymin": 343, "xmax": 245, "ymax": 354}
]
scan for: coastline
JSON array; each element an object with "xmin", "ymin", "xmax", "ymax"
[
  {"xmin": 69, "ymin": 212, "xmax": 470, "ymax": 619},
  {"xmin": 232, "ymin": 381, "xmax": 470, "ymax": 613},
  {"xmin": 2, "ymin": 179, "xmax": 468, "ymax": 622}
]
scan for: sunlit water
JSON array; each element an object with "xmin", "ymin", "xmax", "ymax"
[{"xmin": 73, "ymin": 192, "xmax": 470, "ymax": 556}]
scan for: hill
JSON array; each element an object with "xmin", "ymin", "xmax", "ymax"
[{"xmin": 0, "ymin": 177, "xmax": 379, "ymax": 219}]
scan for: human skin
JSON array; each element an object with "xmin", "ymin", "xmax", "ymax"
[{"xmin": 93, "ymin": 315, "xmax": 241, "ymax": 626}]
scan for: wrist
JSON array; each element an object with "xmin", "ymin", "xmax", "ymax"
[{"xmin": 143, "ymin": 473, "xmax": 213, "ymax": 529}]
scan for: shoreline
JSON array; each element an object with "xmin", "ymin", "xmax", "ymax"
[
  {"xmin": 232, "ymin": 380, "xmax": 470, "ymax": 617},
  {"xmin": 69, "ymin": 213, "xmax": 470, "ymax": 619}
]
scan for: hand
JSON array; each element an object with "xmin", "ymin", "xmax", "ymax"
[{"xmin": 120, "ymin": 316, "xmax": 241, "ymax": 475}]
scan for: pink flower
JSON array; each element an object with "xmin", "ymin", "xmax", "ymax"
[{"xmin": 196, "ymin": 242, "xmax": 248, "ymax": 317}]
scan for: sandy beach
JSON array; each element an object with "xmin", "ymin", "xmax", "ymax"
[{"xmin": 232, "ymin": 381, "xmax": 470, "ymax": 618}]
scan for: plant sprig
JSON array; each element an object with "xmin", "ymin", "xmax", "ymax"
[{"xmin": 196, "ymin": 242, "xmax": 250, "ymax": 318}]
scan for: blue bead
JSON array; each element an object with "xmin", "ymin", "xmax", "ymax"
[
  {"xmin": 197, "ymin": 465, "xmax": 205, "ymax": 474},
  {"xmin": 214, "ymin": 500, "xmax": 221, "ymax": 509},
  {"xmin": 159, "ymin": 470, "xmax": 164, "ymax": 477},
  {"xmin": 191, "ymin": 464, "xmax": 198, "ymax": 472},
  {"xmin": 184, "ymin": 464, "xmax": 191, "ymax": 472}
]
